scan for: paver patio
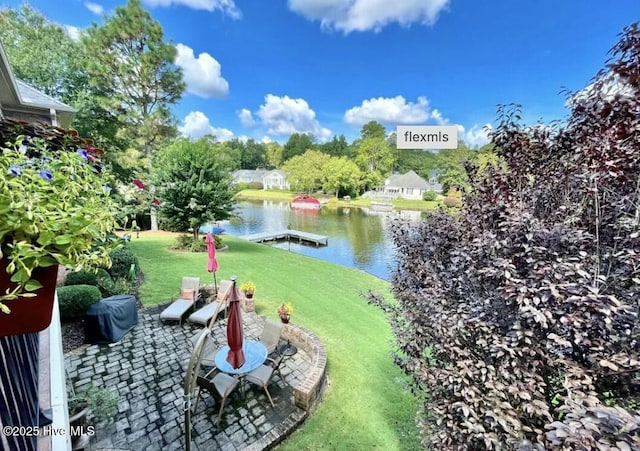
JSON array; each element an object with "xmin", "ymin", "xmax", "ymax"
[{"xmin": 65, "ymin": 306, "xmax": 312, "ymax": 450}]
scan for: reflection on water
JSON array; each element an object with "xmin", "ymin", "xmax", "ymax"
[{"xmin": 223, "ymin": 200, "xmax": 426, "ymax": 280}]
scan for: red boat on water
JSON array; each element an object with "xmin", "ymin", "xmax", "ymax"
[{"xmin": 291, "ymin": 195, "xmax": 320, "ymax": 210}]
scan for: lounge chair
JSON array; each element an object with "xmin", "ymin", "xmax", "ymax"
[
  {"xmin": 187, "ymin": 300, "xmax": 226, "ymax": 327},
  {"xmin": 159, "ymin": 277, "xmax": 200, "ymax": 325},
  {"xmin": 187, "ymin": 280, "xmax": 233, "ymax": 327}
]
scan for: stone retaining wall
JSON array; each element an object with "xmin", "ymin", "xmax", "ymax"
[{"xmin": 280, "ymin": 323, "xmax": 327, "ymax": 412}]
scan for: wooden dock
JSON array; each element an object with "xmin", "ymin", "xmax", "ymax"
[{"xmin": 240, "ymin": 229, "xmax": 328, "ymax": 246}]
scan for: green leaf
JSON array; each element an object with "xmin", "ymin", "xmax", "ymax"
[
  {"xmin": 24, "ymin": 279, "xmax": 43, "ymax": 291},
  {"xmin": 54, "ymin": 235, "xmax": 72, "ymax": 245}
]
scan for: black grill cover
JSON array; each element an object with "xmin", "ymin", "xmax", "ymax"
[{"xmin": 84, "ymin": 294, "xmax": 138, "ymax": 344}]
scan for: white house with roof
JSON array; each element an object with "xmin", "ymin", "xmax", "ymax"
[
  {"xmin": 374, "ymin": 170, "xmax": 442, "ymax": 200},
  {"xmin": 231, "ymin": 169, "xmax": 290, "ymax": 190}
]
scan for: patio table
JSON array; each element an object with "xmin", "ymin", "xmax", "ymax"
[{"xmin": 214, "ymin": 340, "xmax": 267, "ymax": 375}]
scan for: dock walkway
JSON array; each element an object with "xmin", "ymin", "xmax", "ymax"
[{"xmin": 240, "ymin": 229, "xmax": 328, "ymax": 246}]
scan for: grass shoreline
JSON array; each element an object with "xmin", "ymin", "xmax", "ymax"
[
  {"xmin": 130, "ymin": 232, "xmax": 421, "ymax": 450},
  {"xmin": 235, "ymin": 189, "xmax": 439, "ymax": 211}
]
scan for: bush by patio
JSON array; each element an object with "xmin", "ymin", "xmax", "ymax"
[
  {"xmin": 58, "ymin": 285, "xmax": 102, "ymax": 321},
  {"xmin": 108, "ymin": 245, "xmax": 138, "ymax": 280},
  {"xmin": 64, "ymin": 270, "xmax": 100, "ymax": 287}
]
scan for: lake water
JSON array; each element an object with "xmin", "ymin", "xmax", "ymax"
[{"xmin": 221, "ymin": 200, "xmax": 426, "ymax": 280}]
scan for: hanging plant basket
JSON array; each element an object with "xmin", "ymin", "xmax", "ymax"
[{"xmin": 0, "ymin": 261, "xmax": 59, "ymax": 337}]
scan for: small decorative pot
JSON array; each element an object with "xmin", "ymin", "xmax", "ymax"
[
  {"xmin": 0, "ymin": 260, "xmax": 59, "ymax": 337},
  {"xmin": 280, "ymin": 314, "xmax": 290, "ymax": 324},
  {"xmin": 244, "ymin": 291, "xmax": 254, "ymax": 299}
]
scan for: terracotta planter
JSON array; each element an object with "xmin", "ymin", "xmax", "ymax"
[
  {"xmin": 244, "ymin": 292, "xmax": 254, "ymax": 299},
  {"xmin": 0, "ymin": 261, "xmax": 58, "ymax": 337},
  {"xmin": 280, "ymin": 314, "xmax": 290, "ymax": 324}
]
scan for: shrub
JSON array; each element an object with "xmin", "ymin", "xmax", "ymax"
[
  {"xmin": 422, "ymin": 190, "xmax": 438, "ymax": 201},
  {"xmin": 378, "ymin": 24, "xmax": 640, "ymax": 449},
  {"xmin": 108, "ymin": 244, "xmax": 138, "ymax": 279},
  {"xmin": 96, "ymin": 274, "xmax": 132, "ymax": 297},
  {"xmin": 248, "ymin": 181, "xmax": 263, "ymax": 190},
  {"xmin": 442, "ymin": 196, "xmax": 461, "ymax": 208},
  {"xmin": 171, "ymin": 234, "xmax": 222, "ymax": 252},
  {"xmin": 236, "ymin": 182, "xmax": 249, "ymax": 191},
  {"xmin": 64, "ymin": 270, "xmax": 99, "ymax": 287},
  {"xmin": 58, "ymin": 285, "xmax": 102, "ymax": 321},
  {"xmin": 171, "ymin": 234, "xmax": 207, "ymax": 252}
]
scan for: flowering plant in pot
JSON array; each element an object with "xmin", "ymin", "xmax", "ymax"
[
  {"xmin": 0, "ymin": 119, "xmax": 119, "ymax": 335},
  {"xmin": 240, "ymin": 281, "xmax": 256, "ymax": 298},
  {"xmin": 277, "ymin": 302, "xmax": 293, "ymax": 323}
]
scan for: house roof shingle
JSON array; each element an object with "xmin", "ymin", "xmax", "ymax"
[{"xmin": 387, "ymin": 170, "xmax": 430, "ymax": 189}]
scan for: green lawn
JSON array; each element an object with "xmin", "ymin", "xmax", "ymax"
[
  {"xmin": 130, "ymin": 233, "xmax": 421, "ymax": 450},
  {"xmin": 235, "ymin": 189, "xmax": 296, "ymax": 201}
]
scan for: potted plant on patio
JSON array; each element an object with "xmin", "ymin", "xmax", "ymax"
[
  {"xmin": 0, "ymin": 119, "xmax": 119, "ymax": 336},
  {"xmin": 277, "ymin": 302, "xmax": 293, "ymax": 324},
  {"xmin": 240, "ymin": 281, "xmax": 256, "ymax": 299},
  {"xmin": 68, "ymin": 386, "xmax": 118, "ymax": 449}
]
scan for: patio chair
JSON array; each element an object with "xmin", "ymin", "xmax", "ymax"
[
  {"xmin": 159, "ymin": 277, "xmax": 200, "ymax": 325},
  {"xmin": 187, "ymin": 280, "xmax": 233, "ymax": 327},
  {"xmin": 195, "ymin": 372, "xmax": 240, "ymax": 424},
  {"xmin": 259, "ymin": 317, "xmax": 284, "ymax": 356},
  {"xmin": 244, "ymin": 353, "xmax": 286, "ymax": 408},
  {"xmin": 184, "ymin": 330, "xmax": 238, "ymax": 427}
]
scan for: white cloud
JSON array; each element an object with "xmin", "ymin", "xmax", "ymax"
[
  {"xmin": 430, "ymin": 108, "xmax": 447, "ymax": 125},
  {"xmin": 175, "ymin": 44, "xmax": 229, "ymax": 98},
  {"xmin": 288, "ymin": 0, "xmax": 449, "ymax": 33},
  {"xmin": 84, "ymin": 2, "xmax": 104, "ymax": 15},
  {"xmin": 143, "ymin": 0, "xmax": 241, "ymax": 18},
  {"xmin": 344, "ymin": 95, "xmax": 433, "ymax": 126},
  {"xmin": 63, "ymin": 25, "xmax": 81, "ymax": 42},
  {"xmin": 457, "ymin": 124, "xmax": 492, "ymax": 148},
  {"xmin": 257, "ymin": 94, "xmax": 332, "ymax": 141},
  {"xmin": 237, "ymin": 108, "xmax": 255, "ymax": 127},
  {"xmin": 261, "ymin": 136, "xmax": 273, "ymax": 144},
  {"xmin": 179, "ymin": 111, "xmax": 235, "ymax": 141}
]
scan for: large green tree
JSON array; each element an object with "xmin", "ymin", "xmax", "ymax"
[
  {"xmin": 83, "ymin": 0, "xmax": 185, "ymax": 229},
  {"xmin": 0, "ymin": 4, "xmax": 84, "ymax": 103},
  {"xmin": 355, "ymin": 137, "xmax": 394, "ymax": 192},
  {"xmin": 282, "ymin": 133, "xmax": 315, "ymax": 161},
  {"xmin": 154, "ymin": 138, "xmax": 235, "ymax": 238},
  {"xmin": 320, "ymin": 134, "xmax": 352, "ymax": 157},
  {"xmin": 282, "ymin": 149, "xmax": 330, "ymax": 193},
  {"xmin": 82, "ymin": 0, "xmax": 185, "ymax": 163},
  {"xmin": 264, "ymin": 142, "xmax": 284, "ymax": 168},
  {"xmin": 360, "ymin": 120, "xmax": 386, "ymax": 140},
  {"xmin": 322, "ymin": 157, "xmax": 362, "ymax": 197}
]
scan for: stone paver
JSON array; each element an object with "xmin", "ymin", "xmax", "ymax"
[{"xmin": 65, "ymin": 305, "xmax": 312, "ymax": 450}]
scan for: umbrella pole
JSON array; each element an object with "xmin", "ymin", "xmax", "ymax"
[{"xmin": 213, "ymin": 272, "xmax": 218, "ymax": 296}]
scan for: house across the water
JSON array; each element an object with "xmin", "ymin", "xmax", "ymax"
[
  {"xmin": 374, "ymin": 170, "xmax": 442, "ymax": 200},
  {"xmin": 231, "ymin": 169, "xmax": 290, "ymax": 190}
]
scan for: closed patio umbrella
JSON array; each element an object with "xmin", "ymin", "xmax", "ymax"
[
  {"xmin": 206, "ymin": 233, "xmax": 218, "ymax": 293},
  {"xmin": 226, "ymin": 279, "xmax": 245, "ymax": 369}
]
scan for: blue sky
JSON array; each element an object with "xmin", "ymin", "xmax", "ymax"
[{"xmin": 4, "ymin": 0, "xmax": 639, "ymax": 146}]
